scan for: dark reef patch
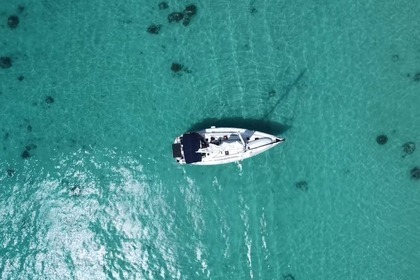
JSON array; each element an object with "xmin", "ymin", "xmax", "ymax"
[
  {"xmin": 391, "ymin": 54, "xmax": 399, "ymax": 62},
  {"xmin": 250, "ymin": 7, "xmax": 258, "ymax": 14},
  {"xmin": 411, "ymin": 167, "xmax": 420, "ymax": 180},
  {"xmin": 376, "ymin": 135, "xmax": 388, "ymax": 145},
  {"xmin": 168, "ymin": 12, "xmax": 184, "ymax": 23},
  {"xmin": 45, "ymin": 96, "xmax": 54, "ymax": 104},
  {"xmin": 18, "ymin": 5, "xmax": 25, "ymax": 13},
  {"xmin": 25, "ymin": 144, "xmax": 37, "ymax": 151},
  {"xmin": 268, "ymin": 89, "xmax": 276, "ymax": 98},
  {"xmin": 21, "ymin": 150, "xmax": 31, "ymax": 159},
  {"xmin": 159, "ymin": 2, "xmax": 169, "ymax": 10},
  {"xmin": 27, "ymin": 125, "xmax": 32, "ymax": 132},
  {"xmin": 7, "ymin": 169, "xmax": 15, "ymax": 177},
  {"xmin": 182, "ymin": 4, "xmax": 197, "ymax": 26},
  {"xmin": 413, "ymin": 72, "xmax": 420, "ymax": 82},
  {"xmin": 184, "ymin": 4, "xmax": 197, "ymax": 17},
  {"xmin": 182, "ymin": 17, "xmax": 191, "ymax": 26},
  {"xmin": 18, "ymin": 75, "xmax": 24, "ymax": 81},
  {"xmin": 295, "ymin": 181, "xmax": 308, "ymax": 191},
  {"xmin": 283, "ymin": 274, "xmax": 295, "ymax": 280},
  {"xmin": 147, "ymin": 24, "xmax": 162, "ymax": 34},
  {"xmin": 170, "ymin": 63, "xmax": 191, "ymax": 74},
  {"xmin": 8, "ymin": 15, "xmax": 20, "ymax": 29},
  {"xmin": 0, "ymin": 57, "xmax": 12, "ymax": 69},
  {"xmin": 402, "ymin": 142, "xmax": 415, "ymax": 157},
  {"xmin": 166, "ymin": 5, "xmax": 197, "ymax": 26},
  {"xmin": 171, "ymin": 63, "xmax": 183, "ymax": 73},
  {"xmin": 70, "ymin": 185, "xmax": 82, "ymax": 196}
]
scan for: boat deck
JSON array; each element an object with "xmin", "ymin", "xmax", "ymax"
[{"xmin": 172, "ymin": 127, "xmax": 285, "ymax": 165}]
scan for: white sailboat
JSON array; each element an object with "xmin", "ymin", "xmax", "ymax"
[{"xmin": 172, "ymin": 126, "xmax": 285, "ymax": 165}]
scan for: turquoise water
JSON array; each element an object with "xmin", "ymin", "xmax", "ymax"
[{"xmin": 1, "ymin": 0, "xmax": 420, "ymax": 279}]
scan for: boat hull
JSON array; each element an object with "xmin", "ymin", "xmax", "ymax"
[{"xmin": 172, "ymin": 127, "xmax": 285, "ymax": 165}]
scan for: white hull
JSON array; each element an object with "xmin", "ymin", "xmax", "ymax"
[{"xmin": 172, "ymin": 126, "xmax": 285, "ymax": 165}]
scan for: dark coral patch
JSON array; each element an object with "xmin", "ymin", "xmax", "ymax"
[
  {"xmin": 413, "ymin": 72, "xmax": 420, "ymax": 82},
  {"xmin": 268, "ymin": 89, "xmax": 276, "ymax": 98},
  {"xmin": 182, "ymin": 4, "xmax": 197, "ymax": 26},
  {"xmin": 411, "ymin": 167, "xmax": 420, "ymax": 180},
  {"xmin": 402, "ymin": 142, "xmax": 415, "ymax": 157},
  {"xmin": 391, "ymin": 54, "xmax": 399, "ymax": 62},
  {"xmin": 27, "ymin": 125, "xmax": 32, "ymax": 132},
  {"xmin": 283, "ymin": 274, "xmax": 295, "ymax": 280},
  {"xmin": 184, "ymin": 4, "xmax": 197, "ymax": 17},
  {"xmin": 7, "ymin": 15, "xmax": 20, "ymax": 29},
  {"xmin": 250, "ymin": 7, "xmax": 258, "ymax": 14},
  {"xmin": 18, "ymin": 5, "xmax": 25, "ymax": 13},
  {"xmin": 147, "ymin": 24, "xmax": 162, "ymax": 34},
  {"xmin": 21, "ymin": 150, "xmax": 31, "ymax": 159},
  {"xmin": 295, "ymin": 181, "xmax": 308, "ymax": 191},
  {"xmin": 70, "ymin": 185, "xmax": 82, "ymax": 196},
  {"xmin": 182, "ymin": 17, "xmax": 191, "ymax": 26},
  {"xmin": 0, "ymin": 57, "xmax": 12, "ymax": 69},
  {"xmin": 171, "ymin": 63, "xmax": 183, "ymax": 73},
  {"xmin": 45, "ymin": 96, "xmax": 54, "ymax": 104},
  {"xmin": 159, "ymin": 2, "xmax": 169, "ymax": 10},
  {"xmin": 18, "ymin": 75, "xmax": 24, "ymax": 81},
  {"xmin": 376, "ymin": 135, "xmax": 388, "ymax": 145},
  {"xmin": 7, "ymin": 169, "xmax": 15, "ymax": 177},
  {"xmin": 168, "ymin": 12, "xmax": 184, "ymax": 23},
  {"xmin": 25, "ymin": 144, "xmax": 37, "ymax": 151}
]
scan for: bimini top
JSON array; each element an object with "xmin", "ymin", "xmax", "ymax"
[{"xmin": 182, "ymin": 132, "xmax": 202, "ymax": 164}]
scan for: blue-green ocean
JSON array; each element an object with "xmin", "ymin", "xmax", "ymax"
[{"xmin": 1, "ymin": 0, "xmax": 419, "ymax": 279}]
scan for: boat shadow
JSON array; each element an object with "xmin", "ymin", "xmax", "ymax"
[{"xmin": 186, "ymin": 118, "xmax": 291, "ymax": 136}]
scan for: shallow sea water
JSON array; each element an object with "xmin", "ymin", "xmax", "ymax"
[{"xmin": 1, "ymin": 0, "xmax": 420, "ymax": 279}]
